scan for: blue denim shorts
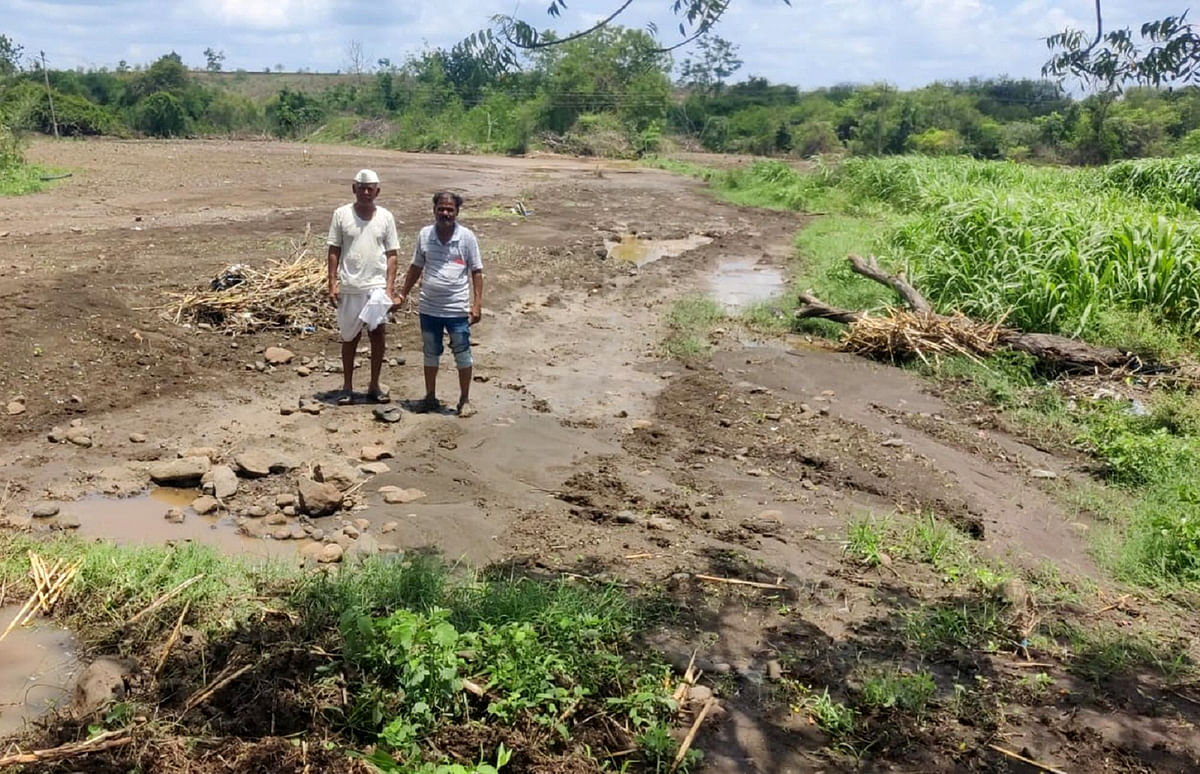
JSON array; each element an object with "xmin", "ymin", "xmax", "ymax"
[{"xmin": 420, "ymin": 314, "xmax": 472, "ymax": 369}]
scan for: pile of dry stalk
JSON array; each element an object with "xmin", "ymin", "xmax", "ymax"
[
  {"xmin": 161, "ymin": 230, "xmax": 332, "ymax": 335},
  {"xmin": 842, "ymin": 309, "xmax": 1005, "ymax": 363}
]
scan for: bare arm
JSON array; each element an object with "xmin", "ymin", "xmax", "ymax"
[
  {"xmin": 395, "ymin": 263, "xmax": 423, "ymax": 306},
  {"xmin": 327, "ymin": 245, "xmax": 341, "ymax": 305},
  {"xmin": 385, "ymin": 250, "xmax": 398, "ymax": 298},
  {"xmin": 469, "ymin": 269, "xmax": 484, "ymax": 325}
]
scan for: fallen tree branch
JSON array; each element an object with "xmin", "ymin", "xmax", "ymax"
[
  {"xmin": 694, "ymin": 574, "xmax": 788, "ymax": 591},
  {"xmin": 987, "ymin": 743, "xmax": 1068, "ymax": 774},
  {"xmin": 672, "ymin": 698, "xmax": 717, "ymax": 771},
  {"xmin": 0, "ymin": 728, "xmax": 133, "ymax": 766},
  {"xmin": 848, "ymin": 254, "xmax": 931, "ymax": 313}
]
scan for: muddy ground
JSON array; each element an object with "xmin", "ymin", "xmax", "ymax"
[{"xmin": 0, "ymin": 139, "xmax": 1198, "ymax": 772}]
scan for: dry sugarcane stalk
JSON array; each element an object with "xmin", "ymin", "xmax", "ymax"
[
  {"xmin": 128, "ymin": 574, "xmax": 205, "ymax": 625},
  {"xmin": 672, "ymin": 698, "xmax": 717, "ymax": 771},
  {"xmin": 0, "ymin": 589, "xmax": 41, "ymax": 643},
  {"xmin": 694, "ymin": 574, "xmax": 789, "ymax": 591},
  {"xmin": 986, "ymin": 744, "xmax": 1068, "ymax": 774},
  {"xmin": 0, "ymin": 728, "xmax": 134, "ymax": 766},
  {"xmin": 182, "ymin": 662, "xmax": 254, "ymax": 714},
  {"xmin": 155, "ymin": 600, "xmax": 192, "ymax": 678}
]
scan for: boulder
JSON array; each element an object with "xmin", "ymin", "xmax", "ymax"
[
  {"xmin": 298, "ymin": 478, "xmax": 343, "ymax": 517},
  {"xmin": 264, "ymin": 346, "xmax": 295, "ymax": 365},
  {"xmin": 72, "ymin": 657, "xmax": 132, "ymax": 717},
  {"xmin": 30, "ymin": 502, "xmax": 60, "ymax": 518},
  {"xmin": 191, "ymin": 495, "xmax": 219, "ymax": 515},
  {"xmin": 235, "ymin": 449, "xmax": 296, "ymax": 477},
  {"xmin": 148, "ymin": 456, "xmax": 210, "ymax": 487},
  {"xmin": 318, "ymin": 543, "xmax": 344, "ymax": 563},
  {"xmin": 314, "ymin": 460, "xmax": 360, "ymax": 490}
]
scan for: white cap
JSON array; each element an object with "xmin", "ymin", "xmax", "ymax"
[{"xmin": 354, "ymin": 169, "xmax": 380, "ymax": 184}]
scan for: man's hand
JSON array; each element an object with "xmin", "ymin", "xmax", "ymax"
[
  {"xmin": 391, "ymin": 291, "xmax": 406, "ymax": 313},
  {"xmin": 469, "ymin": 304, "xmax": 482, "ymax": 325},
  {"xmin": 328, "ymin": 283, "xmax": 339, "ymax": 307}
]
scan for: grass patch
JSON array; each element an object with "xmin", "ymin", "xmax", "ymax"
[{"xmin": 664, "ymin": 296, "xmax": 725, "ymax": 359}]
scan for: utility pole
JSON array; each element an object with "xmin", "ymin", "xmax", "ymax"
[{"xmin": 40, "ymin": 51, "xmax": 59, "ymax": 138}]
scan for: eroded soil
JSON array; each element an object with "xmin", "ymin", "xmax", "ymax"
[{"xmin": 1, "ymin": 139, "xmax": 1198, "ymax": 772}]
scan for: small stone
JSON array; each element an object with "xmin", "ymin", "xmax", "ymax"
[
  {"xmin": 264, "ymin": 347, "xmax": 295, "ymax": 365},
  {"xmin": 314, "ymin": 460, "xmax": 360, "ymax": 490},
  {"xmin": 66, "ymin": 429, "xmax": 93, "ymax": 448},
  {"xmin": 192, "ymin": 495, "xmax": 219, "ymax": 515},
  {"xmin": 380, "ymin": 521, "xmax": 398, "ymax": 534},
  {"xmin": 282, "ymin": 505, "xmax": 297, "ymax": 517},
  {"xmin": 235, "ymin": 450, "xmax": 281, "ymax": 478},
  {"xmin": 309, "ymin": 528, "xmax": 325, "ymax": 541},
  {"xmin": 299, "ymin": 399, "xmax": 323, "ymax": 415},
  {"xmin": 360, "ymin": 462, "xmax": 391, "ymax": 475},
  {"xmin": 296, "ymin": 366, "xmax": 312, "ymax": 377},
  {"xmin": 279, "ymin": 403, "xmax": 296, "ymax": 416},
  {"xmin": 318, "ymin": 543, "xmax": 344, "ymax": 563},
  {"xmin": 381, "ymin": 487, "xmax": 426, "ymax": 504},
  {"xmin": 614, "ymin": 510, "xmax": 639, "ymax": 524},
  {"xmin": 342, "ymin": 524, "xmax": 360, "ymax": 539},
  {"xmin": 275, "ymin": 493, "xmax": 296, "ymax": 507},
  {"xmin": 129, "ymin": 432, "xmax": 148, "ymax": 444},
  {"xmin": 6, "ymin": 400, "xmax": 26, "ymax": 415},
  {"xmin": 1031, "ymin": 469, "xmax": 1058, "ymax": 479},
  {"xmin": 354, "ymin": 518, "xmax": 370, "ymax": 531},
  {"xmin": 324, "ymin": 423, "xmax": 339, "ymax": 434},
  {"xmin": 689, "ymin": 685, "xmax": 714, "ymax": 703},
  {"xmin": 746, "ymin": 469, "xmax": 769, "ymax": 477},
  {"xmin": 630, "ymin": 419, "xmax": 654, "ymax": 430},
  {"xmin": 881, "ymin": 438, "xmax": 906, "ymax": 448},
  {"xmin": 646, "ymin": 516, "xmax": 676, "ymax": 532},
  {"xmin": 266, "ymin": 512, "xmax": 288, "ymax": 526},
  {"xmin": 360, "ymin": 445, "xmax": 394, "ymax": 462},
  {"xmin": 244, "ymin": 504, "xmax": 268, "ymax": 518},
  {"xmin": 272, "ymin": 527, "xmax": 292, "ymax": 540},
  {"xmin": 48, "ymin": 426, "xmax": 67, "ymax": 443},
  {"xmin": 211, "ymin": 465, "xmax": 238, "ymax": 499},
  {"xmin": 30, "ymin": 502, "xmax": 60, "ymax": 518},
  {"xmin": 164, "ymin": 508, "xmax": 186, "ymax": 524}
]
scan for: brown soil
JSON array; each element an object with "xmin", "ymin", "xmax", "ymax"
[{"xmin": 1, "ymin": 138, "xmax": 1198, "ymax": 773}]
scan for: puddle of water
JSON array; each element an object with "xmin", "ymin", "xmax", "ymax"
[
  {"xmin": 62, "ymin": 490, "xmax": 289, "ymax": 559},
  {"xmin": 0, "ymin": 606, "xmax": 79, "ymax": 736},
  {"xmin": 605, "ymin": 234, "xmax": 712, "ymax": 267},
  {"xmin": 710, "ymin": 258, "xmax": 785, "ymax": 312}
]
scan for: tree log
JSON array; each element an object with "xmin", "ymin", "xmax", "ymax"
[
  {"xmin": 848, "ymin": 254, "xmax": 931, "ymax": 314},
  {"xmin": 797, "ymin": 256, "xmax": 1172, "ymax": 375}
]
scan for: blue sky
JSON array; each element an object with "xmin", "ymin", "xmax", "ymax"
[{"xmin": 0, "ymin": 0, "xmax": 1187, "ymax": 88}]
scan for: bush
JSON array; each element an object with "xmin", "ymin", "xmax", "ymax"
[
  {"xmin": 136, "ymin": 91, "xmax": 187, "ymax": 137},
  {"xmin": 31, "ymin": 90, "xmax": 120, "ymax": 136}
]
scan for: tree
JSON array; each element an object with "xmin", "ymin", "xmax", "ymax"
[
  {"xmin": 204, "ymin": 47, "xmax": 225, "ymax": 73},
  {"xmin": 677, "ymin": 35, "xmax": 742, "ymax": 95},
  {"xmin": 0, "ymin": 34, "xmax": 22, "ymax": 77},
  {"xmin": 1043, "ymin": 2, "xmax": 1200, "ymax": 90},
  {"xmin": 346, "ymin": 40, "xmax": 367, "ymax": 80},
  {"xmin": 464, "ymin": 0, "xmax": 788, "ymax": 70}
]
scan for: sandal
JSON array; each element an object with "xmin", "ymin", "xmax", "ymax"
[
  {"xmin": 368, "ymin": 388, "xmax": 391, "ymax": 404},
  {"xmin": 415, "ymin": 395, "xmax": 441, "ymax": 414},
  {"xmin": 336, "ymin": 391, "xmax": 353, "ymax": 406},
  {"xmin": 457, "ymin": 401, "xmax": 477, "ymax": 418}
]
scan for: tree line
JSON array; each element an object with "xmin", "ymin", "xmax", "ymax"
[{"xmin": 5, "ymin": 29, "xmax": 1200, "ymax": 165}]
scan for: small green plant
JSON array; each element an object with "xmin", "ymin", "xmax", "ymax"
[
  {"xmin": 844, "ymin": 517, "xmax": 890, "ymax": 567},
  {"xmin": 664, "ymin": 296, "xmax": 725, "ymax": 359},
  {"xmin": 803, "ymin": 688, "xmax": 857, "ymax": 738},
  {"xmin": 860, "ymin": 669, "xmax": 937, "ymax": 717}
]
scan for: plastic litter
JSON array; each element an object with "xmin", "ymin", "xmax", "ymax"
[{"xmin": 358, "ymin": 288, "xmax": 393, "ymax": 331}]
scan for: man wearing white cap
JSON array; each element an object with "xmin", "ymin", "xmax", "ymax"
[{"xmin": 326, "ymin": 169, "xmax": 400, "ymax": 405}]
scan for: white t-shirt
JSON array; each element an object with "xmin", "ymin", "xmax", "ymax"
[
  {"xmin": 327, "ymin": 204, "xmax": 400, "ymax": 293},
  {"xmin": 412, "ymin": 223, "xmax": 483, "ymax": 317}
]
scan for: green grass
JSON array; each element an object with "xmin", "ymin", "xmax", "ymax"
[
  {"xmin": 0, "ymin": 163, "xmax": 57, "ymax": 195},
  {"xmin": 859, "ymin": 668, "xmax": 937, "ymax": 716},
  {"xmin": 664, "ymin": 296, "xmax": 725, "ymax": 359}
]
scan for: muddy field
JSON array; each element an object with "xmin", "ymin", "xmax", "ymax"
[{"xmin": 1, "ymin": 139, "xmax": 1198, "ymax": 772}]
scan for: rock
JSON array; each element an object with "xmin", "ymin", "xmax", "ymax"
[
  {"xmin": 630, "ymin": 419, "xmax": 654, "ymax": 430},
  {"xmin": 148, "ymin": 457, "xmax": 211, "ymax": 487},
  {"xmin": 300, "ymin": 541, "xmax": 326, "ymax": 563},
  {"xmin": 66, "ymin": 429, "xmax": 93, "ymax": 447},
  {"xmin": 54, "ymin": 513, "xmax": 82, "ymax": 530},
  {"xmin": 299, "ymin": 398, "xmax": 323, "ymax": 415},
  {"xmin": 30, "ymin": 502, "xmax": 60, "ymax": 518},
  {"xmin": 342, "ymin": 524, "xmax": 360, "ymax": 539},
  {"xmin": 766, "ymin": 660, "xmax": 783, "ymax": 681},
  {"xmin": 1031, "ymin": 469, "xmax": 1058, "ymax": 479},
  {"xmin": 298, "ymin": 478, "xmax": 343, "ymax": 517},
  {"xmin": 275, "ymin": 493, "xmax": 296, "ymax": 507},
  {"xmin": 128, "ymin": 432, "xmax": 148, "ymax": 444},
  {"xmin": 182, "ymin": 447, "xmax": 218, "ymax": 462},
  {"xmin": 645, "ymin": 516, "xmax": 677, "ymax": 532},
  {"xmin": 264, "ymin": 346, "xmax": 295, "ymax": 365},
  {"xmin": 314, "ymin": 460, "xmax": 360, "ymax": 490},
  {"xmin": 279, "ymin": 403, "xmax": 296, "ymax": 416},
  {"xmin": 360, "ymin": 445, "xmax": 394, "ymax": 462},
  {"xmin": 381, "ymin": 487, "xmax": 426, "ymax": 504},
  {"xmin": 360, "ymin": 462, "xmax": 391, "ymax": 475},
  {"xmin": 881, "ymin": 438, "xmax": 907, "ymax": 448},
  {"xmin": 996, "ymin": 577, "xmax": 1029, "ymax": 608},
  {"xmin": 689, "ymin": 684, "xmax": 714, "ymax": 703},
  {"xmin": 210, "ymin": 465, "xmax": 238, "ymax": 499},
  {"xmin": 47, "ymin": 426, "xmax": 66, "ymax": 443},
  {"xmin": 234, "ymin": 449, "xmax": 292, "ymax": 478},
  {"xmin": 72, "ymin": 657, "xmax": 131, "ymax": 717},
  {"xmin": 296, "ymin": 366, "xmax": 312, "ymax": 377},
  {"xmin": 324, "ymin": 423, "xmax": 339, "ymax": 434},
  {"xmin": 192, "ymin": 495, "xmax": 219, "ymax": 515},
  {"xmin": 308, "ymin": 528, "xmax": 325, "ymax": 542},
  {"xmin": 164, "ymin": 507, "xmax": 186, "ymax": 524},
  {"xmin": 345, "ymin": 533, "xmax": 380, "ymax": 562},
  {"xmin": 242, "ymin": 504, "xmax": 266, "ymax": 518},
  {"xmin": 131, "ymin": 445, "xmax": 164, "ymax": 461},
  {"xmin": 381, "ymin": 521, "xmax": 399, "ymax": 534},
  {"xmin": 282, "ymin": 505, "xmax": 296, "ymax": 516},
  {"xmin": 318, "ymin": 543, "xmax": 344, "ymax": 563},
  {"xmin": 354, "ymin": 518, "xmax": 370, "ymax": 531},
  {"xmin": 265, "ymin": 513, "xmax": 288, "ymax": 526},
  {"xmin": 289, "ymin": 525, "xmax": 307, "ymax": 540},
  {"xmin": 746, "ymin": 469, "xmax": 769, "ymax": 477},
  {"xmin": 614, "ymin": 510, "xmax": 639, "ymax": 524},
  {"xmin": 6, "ymin": 400, "xmax": 26, "ymax": 415}
]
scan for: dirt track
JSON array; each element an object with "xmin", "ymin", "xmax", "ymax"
[{"xmin": 1, "ymin": 139, "xmax": 1198, "ymax": 772}]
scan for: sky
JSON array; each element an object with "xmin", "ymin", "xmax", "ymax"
[{"xmin": 0, "ymin": 0, "xmax": 1189, "ymax": 88}]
